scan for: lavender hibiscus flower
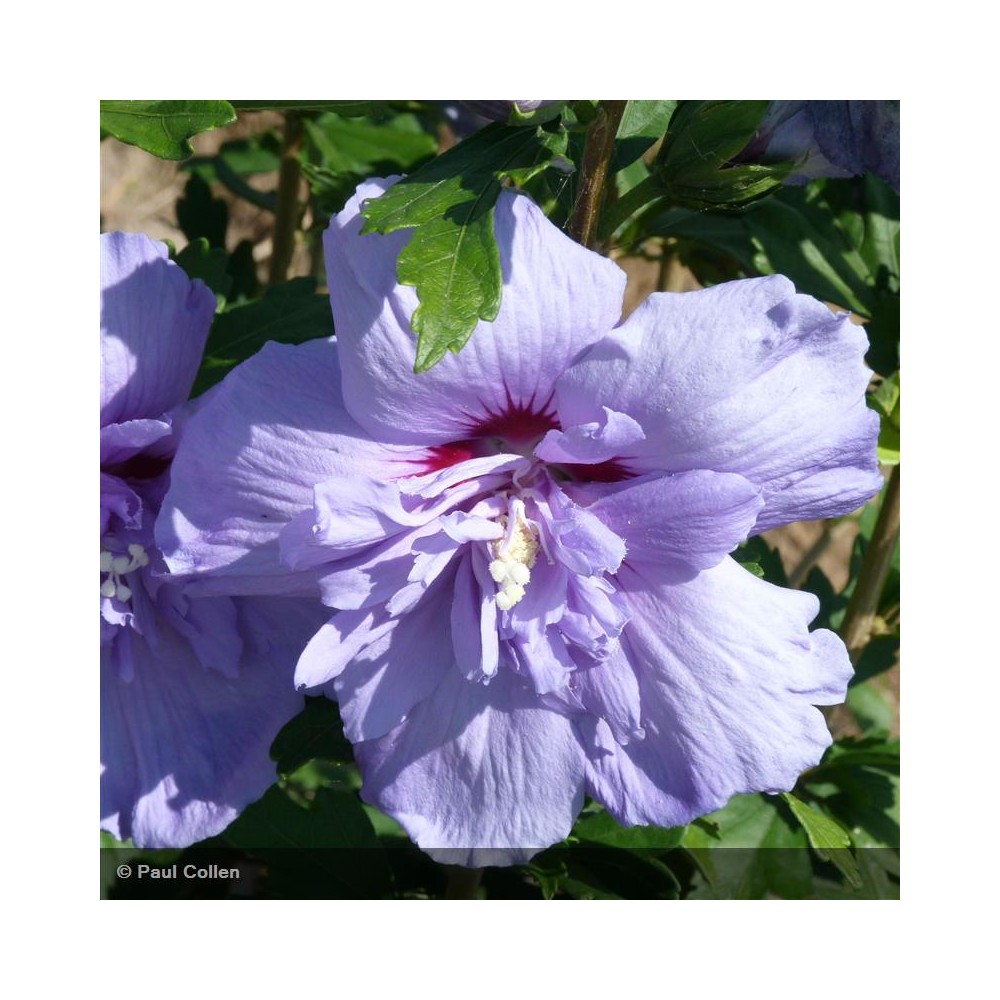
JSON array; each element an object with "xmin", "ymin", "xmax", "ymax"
[
  {"xmin": 101, "ymin": 232, "xmax": 321, "ymax": 847},
  {"xmin": 744, "ymin": 100, "xmax": 900, "ymax": 193},
  {"xmin": 158, "ymin": 180, "xmax": 881, "ymax": 865}
]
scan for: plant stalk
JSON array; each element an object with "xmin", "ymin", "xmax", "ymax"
[
  {"xmin": 839, "ymin": 465, "xmax": 901, "ymax": 662},
  {"xmin": 567, "ymin": 101, "xmax": 627, "ymax": 250},
  {"xmin": 268, "ymin": 113, "xmax": 304, "ymax": 287}
]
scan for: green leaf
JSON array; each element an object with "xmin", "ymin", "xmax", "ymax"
[
  {"xmin": 230, "ymin": 100, "xmax": 390, "ymax": 116},
  {"xmin": 653, "ymin": 100, "xmax": 791, "ymax": 210},
  {"xmin": 572, "ymin": 809, "xmax": 684, "ymax": 849},
  {"xmin": 173, "ymin": 238, "xmax": 231, "ymax": 307},
  {"xmin": 806, "ymin": 737, "xmax": 900, "ymax": 853},
  {"xmin": 185, "ymin": 132, "xmax": 282, "ymax": 213},
  {"xmin": 270, "ymin": 697, "xmax": 354, "ymax": 775},
  {"xmin": 643, "ymin": 206, "xmax": 758, "ymax": 272},
  {"xmin": 303, "ymin": 112, "xmax": 436, "ymax": 215},
  {"xmin": 100, "ymin": 100, "xmax": 236, "ymax": 160},
  {"xmin": 847, "ymin": 680, "xmax": 897, "ymax": 734},
  {"xmin": 404, "ymin": 199, "xmax": 501, "ymax": 371},
  {"xmin": 614, "ymin": 101, "xmax": 678, "ymax": 172},
  {"xmin": 223, "ymin": 784, "xmax": 392, "ymax": 898},
  {"xmin": 187, "ymin": 132, "xmax": 282, "ymax": 179},
  {"xmin": 360, "ymin": 123, "xmax": 568, "ymax": 371},
  {"xmin": 192, "ymin": 278, "xmax": 332, "ymax": 395},
  {"xmin": 782, "ymin": 793, "xmax": 862, "ymax": 888},
  {"xmin": 681, "ymin": 793, "xmax": 812, "ymax": 899},
  {"xmin": 618, "ymin": 100, "xmax": 678, "ymax": 140},
  {"xmin": 528, "ymin": 844, "xmax": 682, "ymax": 899},
  {"xmin": 870, "ymin": 372, "xmax": 900, "ymax": 465},
  {"xmin": 733, "ymin": 536, "xmax": 788, "ymax": 586},
  {"xmin": 743, "ymin": 188, "xmax": 873, "ymax": 315}
]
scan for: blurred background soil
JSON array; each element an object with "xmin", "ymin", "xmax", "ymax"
[{"xmin": 100, "ymin": 116, "xmax": 897, "ymax": 737}]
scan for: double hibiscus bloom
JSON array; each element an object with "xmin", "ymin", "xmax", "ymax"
[{"xmin": 103, "ymin": 178, "xmax": 880, "ymax": 864}]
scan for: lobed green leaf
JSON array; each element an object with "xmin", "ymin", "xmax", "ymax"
[{"xmin": 100, "ymin": 100, "xmax": 236, "ymax": 160}]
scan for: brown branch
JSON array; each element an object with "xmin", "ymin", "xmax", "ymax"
[
  {"xmin": 267, "ymin": 113, "xmax": 304, "ymax": 286},
  {"xmin": 839, "ymin": 465, "xmax": 901, "ymax": 662},
  {"xmin": 567, "ymin": 101, "xmax": 627, "ymax": 250}
]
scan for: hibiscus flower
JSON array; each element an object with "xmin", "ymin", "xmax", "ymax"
[
  {"xmin": 157, "ymin": 180, "xmax": 881, "ymax": 865},
  {"xmin": 100, "ymin": 232, "xmax": 321, "ymax": 847}
]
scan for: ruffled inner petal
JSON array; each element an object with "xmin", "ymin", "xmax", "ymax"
[{"xmin": 574, "ymin": 469, "xmax": 764, "ymax": 574}]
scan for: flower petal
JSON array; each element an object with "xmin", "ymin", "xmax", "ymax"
[
  {"xmin": 354, "ymin": 668, "xmax": 586, "ymax": 866},
  {"xmin": 101, "ymin": 232, "xmax": 216, "ymax": 427},
  {"xmin": 583, "ymin": 557, "xmax": 852, "ymax": 827},
  {"xmin": 451, "ymin": 548, "xmax": 499, "ymax": 682},
  {"xmin": 100, "ymin": 418, "xmax": 174, "ymax": 467},
  {"xmin": 555, "ymin": 276, "xmax": 882, "ymax": 532},
  {"xmin": 157, "ymin": 338, "xmax": 420, "ymax": 595},
  {"xmin": 535, "ymin": 406, "xmax": 645, "ymax": 465},
  {"xmin": 573, "ymin": 470, "xmax": 764, "ymax": 574},
  {"xmin": 101, "ymin": 473, "xmax": 143, "ymax": 533},
  {"xmin": 100, "ymin": 596, "xmax": 317, "ymax": 848},
  {"xmin": 333, "ymin": 573, "xmax": 457, "ymax": 742},
  {"xmin": 324, "ymin": 179, "xmax": 627, "ymax": 445}
]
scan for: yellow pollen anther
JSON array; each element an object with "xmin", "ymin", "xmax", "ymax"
[{"xmin": 489, "ymin": 505, "xmax": 538, "ymax": 610}]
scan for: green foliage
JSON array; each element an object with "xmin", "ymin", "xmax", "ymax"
[
  {"xmin": 270, "ymin": 697, "xmax": 354, "ymax": 775},
  {"xmin": 614, "ymin": 101, "xmax": 677, "ymax": 171},
  {"xmin": 100, "ymin": 100, "xmax": 236, "ymax": 160},
  {"xmin": 360, "ymin": 123, "xmax": 569, "ymax": 372},
  {"xmin": 618, "ymin": 100, "xmax": 678, "ymax": 140},
  {"xmin": 734, "ymin": 536, "xmax": 788, "ymax": 586},
  {"xmin": 527, "ymin": 846, "xmax": 682, "ymax": 900},
  {"xmin": 192, "ymin": 278, "xmax": 333, "ymax": 395},
  {"xmin": 221, "ymin": 782, "xmax": 393, "ymax": 898},
  {"xmin": 870, "ymin": 372, "xmax": 901, "ymax": 464},
  {"xmin": 302, "ymin": 111, "xmax": 437, "ymax": 215},
  {"xmin": 230, "ymin": 100, "xmax": 391, "ymax": 117},
  {"xmin": 806, "ymin": 736, "xmax": 900, "ymax": 872},
  {"xmin": 174, "ymin": 238, "xmax": 232, "ymax": 307},
  {"xmin": 573, "ymin": 808, "xmax": 685, "ymax": 849},
  {"xmin": 682, "ymin": 793, "xmax": 813, "ymax": 899},
  {"xmin": 653, "ymin": 100, "xmax": 791, "ymax": 210},
  {"xmin": 185, "ymin": 132, "xmax": 282, "ymax": 212},
  {"xmin": 635, "ymin": 174, "xmax": 900, "ymax": 374},
  {"xmin": 782, "ymin": 793, "xmax": 862, "ymax": 887}
]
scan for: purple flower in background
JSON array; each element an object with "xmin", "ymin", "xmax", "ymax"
[
  {"xmin": 744, "ymin": 100, "xmax": 900, "ymax": 193},
  {"xmin": 158, "ymin": 180, "xmax": 880, "ymax": 865},
  {"xmin": 440, "ymin": 101, "xmax": 562, "ymax": 137},
  {"xmin": 101, "ymin": 232, "xmax": 321, "ymax": 847}
]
